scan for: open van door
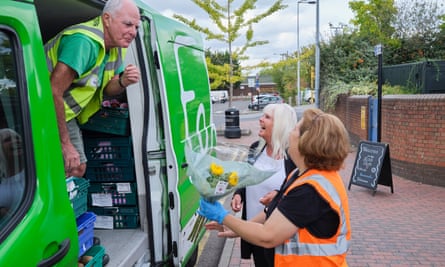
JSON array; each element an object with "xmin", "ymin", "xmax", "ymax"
[
  {"xmin": 0, "ymin": 1, "xmax": 215, "ymax": 266},
  {"xmin": 0, "ymin": 1, "xmax": 78, "ymax": 266},
  {"xmin": 90, "ymin": 2, "xmax": 216, "ymax": 266},
  {"xmin": 119, "ymin": 4, "xmax": 216, "ymax": 265}
]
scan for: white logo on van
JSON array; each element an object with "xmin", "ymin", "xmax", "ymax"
[{"xmin": 174, "ymin": 36, "xmax": 214, "ymax": 151}]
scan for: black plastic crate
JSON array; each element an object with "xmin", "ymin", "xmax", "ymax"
[
  {"xmin": 89, "ymin": 206, "xmax": 139, "ymax": 229},
  {"xmin": 85, "ymin": 160, "xmax": 135, "ymax": 182},
  {"xmin": 80, "ymin": 107, "xmax": 129, "ymax": 136},
  {"xmin": 84, "ymin": 137, "xmax": 132, "ymax": 161},
  {"xmin": 88, "ymin": 182, "xmax": 137, "ymax": 206}
]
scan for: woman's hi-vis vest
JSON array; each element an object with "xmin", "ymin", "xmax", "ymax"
[
  {"xmin": 275, "ymin": 169, "xmax": 351, "ymax": 267},
  {"xmin": 45, "ymin": 16, "xmax": 125, "ymax": 124}
]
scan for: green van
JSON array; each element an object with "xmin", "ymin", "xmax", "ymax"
[{"xmin": 0, "ymin": 0, "xmax": 215, "ymax": 266}]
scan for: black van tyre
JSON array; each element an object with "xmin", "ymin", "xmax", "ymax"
[
  {"xmin": 253, "ymin": 104, "xmax": 259, "ymax": 111},
  {"xmin": 102, "ymin": 254, "xmax": 110, "ymax": 266}
]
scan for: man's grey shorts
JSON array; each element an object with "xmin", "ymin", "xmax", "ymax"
[{"xmin": 66, "ymin": 119, "xmax": 87, "ymax": 163}]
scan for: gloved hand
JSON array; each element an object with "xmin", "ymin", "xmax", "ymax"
[{"xmin": 198, "ymin": 198, "xmax": 228, "ymax": 224}]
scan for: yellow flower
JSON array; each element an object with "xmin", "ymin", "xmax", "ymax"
[
  {"xmin": 227, "ymin": 172, "xmax": 239, "ymax": 186},
  {"xmin": 209, "ymin": 162, "xmax": 224, "ymax": 176}
]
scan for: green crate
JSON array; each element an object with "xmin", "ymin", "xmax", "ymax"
[
  {"xmin": 88, "ymin": 182, "xmax": 137, "ymax": 206},
  {"xmin": 80, "ymin": 107, "xmax": 130, "ymax": 136},
  {"xmin": 89, "ymin": 206, "xmax": 139, "ymax": 229},
  {"xmin": 84, "ymin": 137, "xmax": 132, "ymax": 162},
  {"xmin": 66, "ymin": 177, "xmax": 89, "ymax": 218},
  {"xmin": 82, "ymin": 245, "xmax": 105, "ymax": 267},
  {"xmin": 85, "ymin": 160, "xmax": 135, "ymax": 182}
]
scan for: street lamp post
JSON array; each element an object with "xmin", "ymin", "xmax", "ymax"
[
  {"xmin": 297, "ymin": 0, "xmax": 316, "ymax": 106},
  {"xmin": 315, "ymin": 0, "xmax": 320, "ymax": 108}
]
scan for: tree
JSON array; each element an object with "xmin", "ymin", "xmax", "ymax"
[
  {"xmin": 349, "ymin": 0, "xmax": 398, "ymax": 46},
  {"xmin": 320, "ymin": 32, "xmax": 376, "ymax": 84},
  {"xmin": 173, "ymin": 0, "xmax": 287, "ymax": 106},
  {"xmin": 205, "ymin": 49, "xmax": 242, "ymax": 90},
  {"xmin": 390, "ymin": 0, "xmax": 445, "ymax": 62},
  {"xmin": 261, "ymin": 46, "xmax": 314, "ymax": 105}
]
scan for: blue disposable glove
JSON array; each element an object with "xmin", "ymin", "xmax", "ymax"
[{"xmin": 198, "ymin": 198, "xmax": 229, "ymax": 224}]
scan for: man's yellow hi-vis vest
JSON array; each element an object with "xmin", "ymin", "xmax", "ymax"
[{"xmin": 45, "ymin": 16, "xmax": 125, "ymax": 124}]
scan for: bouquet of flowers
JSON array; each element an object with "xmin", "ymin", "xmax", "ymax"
[
  {"xmin": 185, "ymin": 143, "xmax": 274, "ymax": 242},
  {"xmin": 185, "ymin": 145, "xmax": 275, "ymax": 202}
]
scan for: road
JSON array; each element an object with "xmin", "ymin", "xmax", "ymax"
[{"xmin": 211, "ymin": 99, "xmax": 311, "ymax": 128}]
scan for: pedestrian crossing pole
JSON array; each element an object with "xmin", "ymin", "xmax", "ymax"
[{"xmin": 374, "ymin": 44, "xmax": 383, "ymax": 142}]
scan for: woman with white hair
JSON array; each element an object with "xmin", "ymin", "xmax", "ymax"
[
  {"xmin": 0, "ymin": 128, "xmax": 25, "ymax": 218},
  {"xmin": 230, "ymin": 103, "xmax": 297, "ymax": 267}
]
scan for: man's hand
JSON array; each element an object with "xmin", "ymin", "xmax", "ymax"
[
  {"xmin": 62, "ymin": 142, "xmax": 80, "ymax": 177},
  {"xmin": 120, "ymin": 64, "xmax": 140, "ymax": 87}
]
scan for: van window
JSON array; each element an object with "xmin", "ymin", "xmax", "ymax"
[{"xmin": 0, "ymin": 30, "xmax": 26, "ymax": 232}]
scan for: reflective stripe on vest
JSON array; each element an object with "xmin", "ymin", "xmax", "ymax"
[
  {"xmin": 275, "ymin": 173, "xmax": 350, "ymax": 257},
  {"xmin": 45, "ymin": 17, "xmax": 124, "ymax": 123}
]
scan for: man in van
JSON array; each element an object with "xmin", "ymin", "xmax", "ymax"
[{"xmin": 45, "ymin": 0, "xmax": 140, "ymax": 178}]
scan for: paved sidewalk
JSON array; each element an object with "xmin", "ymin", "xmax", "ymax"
[{"xmin": 214, "ymin": 120, "xmax": 445, "ymax": 267}]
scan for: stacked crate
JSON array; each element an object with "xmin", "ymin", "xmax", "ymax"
[
  {"xmin": 67, "ymin": 177, "xmax": 105, "ymax": 264},
  {"xmin": 82, "ymin": 106, "xmax": 140, "ymax": 230}
]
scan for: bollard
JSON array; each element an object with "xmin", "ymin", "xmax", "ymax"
[{"xmin": 224, "ymin": 108, "xmax": 241, "ymax": 138}]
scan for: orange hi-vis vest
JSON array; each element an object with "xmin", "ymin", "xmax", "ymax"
[{"xmin": 275, "ymin": 169, "xmax": 351, "ymax": 267}]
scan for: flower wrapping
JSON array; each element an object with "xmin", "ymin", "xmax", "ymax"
[{"xmin": 185, "ymin": 146, "xmax": 274, "ymax": 202}]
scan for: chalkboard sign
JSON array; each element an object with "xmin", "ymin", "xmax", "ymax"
[{"xmin": 348, "ymin": 141, "xmax": 394, "ymax": 195}]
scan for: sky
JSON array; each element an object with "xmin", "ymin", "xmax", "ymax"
[{"xmin": 146, "ymin": 0, "xmax": 354, "ymax": 73}]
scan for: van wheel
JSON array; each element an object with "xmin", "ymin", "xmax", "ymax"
[{"xmin": 253, "ymin": 105, "xmax": 259, "ymax": 111}]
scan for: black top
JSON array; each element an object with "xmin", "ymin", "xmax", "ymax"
[{"xmin": 266, "ymin": 171, "xmax": 340, "ymax": 238}]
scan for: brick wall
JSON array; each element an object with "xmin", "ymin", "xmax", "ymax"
[{"xmin": 332, "ymin": 94, "xmax": 445, "ymax": 187}]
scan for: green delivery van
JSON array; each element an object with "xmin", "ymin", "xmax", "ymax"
[{"xmin": 0, "ymin": 0, "xmax": 216, "ymax": 266}]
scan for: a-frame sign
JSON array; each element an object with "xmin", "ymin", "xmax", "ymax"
[{"xmin": 348, "ymin": 141, "xmax": 394, "ymax": 196}]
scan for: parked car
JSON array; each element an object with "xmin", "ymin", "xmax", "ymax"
[
  {"xmin": 210, "ymin": 90, "xmax": 228, "ymax": 103},
  {"xmin": 248, "ymin": 95, "xmax": 284, "ymax": 110},
  {"xmin": 252, "ymin": 94, "xmax": 273, "ymax": 102}
]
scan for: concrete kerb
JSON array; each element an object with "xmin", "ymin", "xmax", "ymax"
[
  {"xmin": 196, "ymin": 195, "xmax": 241, "ymax": 267},
  {"xmin": 216, "ymin": 196, "xmax": 240, "ymax": 267}
]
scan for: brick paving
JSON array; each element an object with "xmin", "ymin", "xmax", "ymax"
[{"xmin": 215, "ymin": 119, "xmax": 445, "ymax": 267}]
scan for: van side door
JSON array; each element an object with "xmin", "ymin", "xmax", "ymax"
[
  {"xmin": 0, "ymin": 2, "xmax": 78, "ymax": 266},
  {"xmin": 149, "ymin": 10, "xmax": 216, "ymax": 266}
]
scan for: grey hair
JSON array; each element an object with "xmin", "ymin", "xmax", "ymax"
[
  {"xmin": 263, "ymin": 103, "xmax": 298, "ymax": 159},
  {"xmin": 103, "ymin": 0, "xmax": 125, "ymax": 15}
]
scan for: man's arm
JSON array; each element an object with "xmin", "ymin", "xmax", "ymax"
[
  {"xmin": 50, "ymin": 62, "xmax": 79, "ymax": 175},
  {"xmin": 104, "ymin": 64, "xmax": 140, "ymax": 96}
]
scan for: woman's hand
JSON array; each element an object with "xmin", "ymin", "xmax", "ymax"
[
  {"xmin": 205, "ymin": 221, "xmax": 238, "ymax": 238},
  {"xmin": 231, "ymin": 194, "xmax": 243, "ymax": 212},
  {"xmin": 259, "ymin": 190, "xmax": 278, "ymax": 206}
]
